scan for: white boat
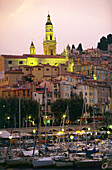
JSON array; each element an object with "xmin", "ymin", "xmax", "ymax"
[
  {"xmin": 54, "ymin": 156, "xmax": 74, "ymax": 167},
  {"xmin": 32, "ymin": 157, "xmax": 54, "ymax": 168}
]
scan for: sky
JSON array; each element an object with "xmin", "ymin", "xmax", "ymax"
[{"xmin": 0, "ymin": 0, "xmax": 112, "ymax": 55}]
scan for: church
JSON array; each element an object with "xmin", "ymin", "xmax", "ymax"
[{"xmin": 0, "ymin": 14, "xmax": 69, "ymax": 74}]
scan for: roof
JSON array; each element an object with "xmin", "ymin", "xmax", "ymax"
[
  {"xmin": 25, "ymin": 73, "xmax": 35, "ymax": 77},
  {"xmin": 2, "ymin": 55, "xmax": 27, "ymax": 59},
  {"xmin": 5, "ymin": 70, "xmax": 24, "ymax": 74},
  {"xmin": 23, "ymin": 54, "xmax": 65, "ymax": 59}
]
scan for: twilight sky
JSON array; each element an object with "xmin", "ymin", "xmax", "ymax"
[{"xmin": 0, "ymin": 0, "xmax": 112, "ymax": 55}]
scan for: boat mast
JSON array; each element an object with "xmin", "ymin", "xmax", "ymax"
[
  {"xmin": 84, "ymin": 97, "xmax": 87, "ymax": 149},
  {"xmin": 45, "ymin": 79, "xmax": 47, "ymax": 156},
  {"xmin": 19, "ymin": 92, "xmax": 21, "ymax": 148}
]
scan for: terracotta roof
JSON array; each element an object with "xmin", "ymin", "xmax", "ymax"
[
  {"xmin": 23, "ymin": 54, "xmax": 65, "ymax": 59},
  {"xmin": 15, "ymin": 87, "xmax": 31, "ymax": 90},
  {"xmin": 2, "ymin": 55, "xmax": 27, "ymax": 59},
  {"xmin": 36, "ymin": 91, "xmax": 44, "ymax": 94},
  {"xmin": 5, "ymin": 70, "xmax": 24, "ymax": 74},
  {"xmin": 25, "ymin": 73, "xmax": 35, "ymax": 77},
  {"xmin": 2, "ymin": 89, "xmax": 13, "ymax": 92}
]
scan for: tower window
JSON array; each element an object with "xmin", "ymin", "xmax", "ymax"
[
  {"xmin": 50, "ymin": 35, "xmax": 52, "ymax": 40},
  {"xmin": 38, "ymin": 68, "xmax": 41, "ymax": 70},
  {"xmin": 8, "ymin": 61, "xmax": 12, "ymax": 64},
  {"xmin": 51, "ymin": 49, "xmax": 53, "ymax": 55},
  {"xmin": 19, "ymin": 61, "xmax": 23, "ymax": 64}
]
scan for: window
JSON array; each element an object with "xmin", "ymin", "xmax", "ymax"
[
  {"xmin": 50, "ymin": 35, "xmax": 52, "ymax": 40},
  {"xmin": 66, "ymin": 87, "xmax": 68, "ymax": 90},
  {"xmin": 104, "ymin": 71, "xmax": 107, "ymax": 74},
  {"xmin": 8, "ymin": 61, "xmax": 12, "ymax": 64},
  {"xmin": 27, "ymin": 90, "xmax": 29, "ymax": 96},
  {"xmin": 84, "ymin": 85, "xmax": 86, "ymax": 90},
  {"xmin": 26, "ymin": 68, "xmax": 29, "ymax": 71},
  {"xmin": 35, "ymin": 94, "xmax": 36, "ymax": 96},
  {"xmin": 70, "ymin": 85, "xmax": 73, "ymax": 90},
  {"xmin": 54, "ymin": 84, "xmax": 57, "ymax": 88},
  {"xmin": 55, "ymin": 69, "xmax": 57, "ymax": 71},
  {"xmin": 85, "ymin": 92, "xmax": 87, "ymax": 96},
  {"xmin": 65, "ymin": 93, "xmax": 67, "ymax": 97},
  {"xmin": 34, "ymin": 85, "xmax": 36, "ymax": 90},
  {"xmin": 67, "ymin": 77, "xmax": 69, "ymax": 81},
  {"xmin": 51, "ymin": 49, "xmax": 53, "ymax": 55},
  {"xmin": 19, "ymin": 61, "xmax": 23, "ymax": 64},
  {"xmin": 23, "ymin": 90, "xmax": 25, "ymax": 96},
  {"xmin": 46, "ymin": 68, "xmax": 49, "ymax": 71},
  {"xmin": 38, "ymin": 68, "xmax": 41, "ymax": 70},
  {"xmin": 65, "ymin": 68, "xmax": 67, "ymax": 70}
]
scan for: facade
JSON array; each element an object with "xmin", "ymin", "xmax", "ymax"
[{"xmin": 43, "ymin": 14, "xmax": 57, "ymax": 56}]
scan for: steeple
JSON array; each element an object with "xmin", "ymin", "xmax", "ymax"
[
  {"xmin": 46, "ymin": 14, "xmax": 52, "ymax": 26},
  {"xmin": 43, "ymin": 13, "xmax": 57, "ymax": 55},
  {"xmin": 30, "ymin": 41, "xmax": 36, "ymax": 54}
]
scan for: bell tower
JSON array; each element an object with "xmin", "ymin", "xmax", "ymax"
[
  {"xmin": 43, "ymin": 14, "xmax": 57, "ymax": 55},
  {"xmin": 30, "ymin": 41, "xmax": 36, "ymax": 54}
]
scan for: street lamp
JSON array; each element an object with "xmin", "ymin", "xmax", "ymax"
[{"xmin": 7, "ymin": 116, "xmax": 10, "ymax": 128}]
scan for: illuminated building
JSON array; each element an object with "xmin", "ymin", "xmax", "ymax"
[{"xmin": 43, "ymin": 14, "xmax": 57, "ymax": 55}]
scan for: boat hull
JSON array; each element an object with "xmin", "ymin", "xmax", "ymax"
[{"xmin": 33, "ymin": 157, "xmax": 54, "ymax": 168}]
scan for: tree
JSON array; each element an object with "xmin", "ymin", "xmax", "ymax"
[
  {"xmin": 77, "ymin": 43, "xmax": 83, "ymax": 54},
  {"xmin": 0, "ymin": 98, "xmax": 39, "ymax": 128},
  {"xmin": 97, "ymin": 34, "xmax": 112, "ymax": 51},
  {"xmin": 51, "ymin": 97, "xmax": 83, "ymax": 124},
  {"xmin": 107, "ymin": 34, "xmax": 112, "ymax": 44},
  {"xmin": 102, "ymin": 111, "xmax": 112, "ymax": 128}
]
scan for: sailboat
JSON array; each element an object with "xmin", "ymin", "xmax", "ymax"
[
  {"xmin": 32, "ymin": 79, "xmax": 54, "ymax": 168},
  {"xmin": 74, "ymin": 97, "xmax": 106, "ymax": 168},
  {"xmin": 6, "ymin": 93, "xmax": 34, "ymax": 166},
  {"xmin": 54, "ymin": 105, "xmax": 75, "ymax": 167}
]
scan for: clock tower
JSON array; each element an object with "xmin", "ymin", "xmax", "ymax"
[{"xmin": 43, "ymin": 14, "xmax": 57, "ymax": 55}]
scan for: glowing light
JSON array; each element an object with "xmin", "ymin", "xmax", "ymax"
[
  {"xmin": 62, "ymin": 128, "xmax": 64, "ymax": 132},
  {"xmin": 7, "ymin": 117, "xmax": 10, "ymax": 120},
  {"xmin": 63, "ymin": 115, "xmax": 66, "ymax": 118},
  {"xmin": 0, "ymin": 131, "xmax": 2, "ymax": 135},
  {"xmin": 70, "ymin": 135, "xmax": 74, "ymax": 140},
  {"xmin": 109, "ymin": 125, "xmax": 112, "ymax": 129},
  {"xmin": 9, "ymin": 136, "xmax": 12, "ymax": 139},
  {"xmin": 107, "ymin": 131, "xmax": 110, "ymax": 134},
  {"xmin": 58, "ymin": 131, "xmax": 61, "ymax": 135},
  {"xmin": 93, "ymin": 74, "xmax": 97, "ymax": 80},
  {"xmin": 88, "ymin": 128, "xmax": 90, "ymax": 131},
  {"xmin": 28, "ymin": 116, "xmax": 31, "ymax": 119},
  {"xmin": 32, "ymin": 121, "xmax": 35, "ymax": 126},
  {"xmin": 33, "ymin": 129, "xmax": 36, "ymax": 134}
]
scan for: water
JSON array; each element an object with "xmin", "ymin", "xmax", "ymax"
[{"xmin": 0, "ymin": 165, "xmax": 102, "ymax": 170}]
